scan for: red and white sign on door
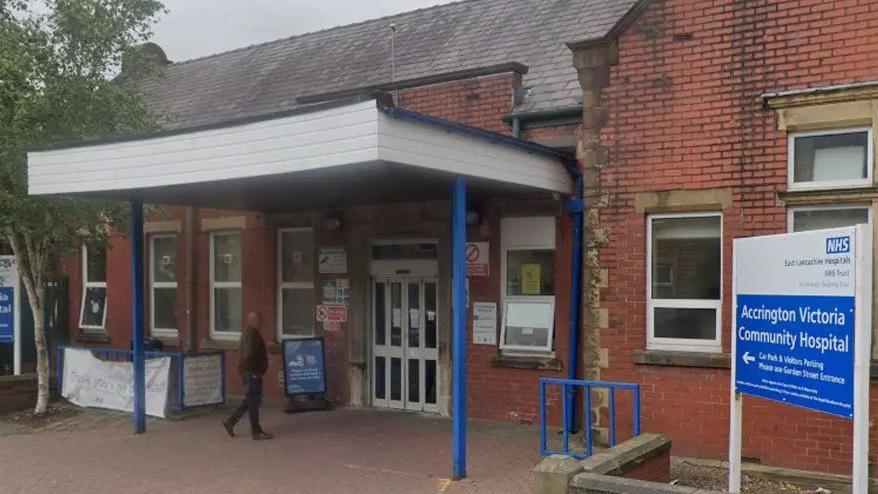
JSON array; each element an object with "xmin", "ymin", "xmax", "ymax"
[{"xmin": 466, "ymin": 242, "xmax": 489, "ymax": 278}]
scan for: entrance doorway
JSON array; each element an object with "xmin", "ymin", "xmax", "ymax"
[{"xmin": 372, "ymin": 278, "xmax": 439, "ymax": 412}]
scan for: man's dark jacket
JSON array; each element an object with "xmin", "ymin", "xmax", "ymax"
[{"xmin": 238, "ymin": 327, "xmax": 268, "ymax": 376}]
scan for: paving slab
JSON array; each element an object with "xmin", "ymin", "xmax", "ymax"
[{"xmin": 0, "ymin": 404, "xmax": 541, "ymax": 494}]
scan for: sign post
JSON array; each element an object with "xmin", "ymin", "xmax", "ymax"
[{"xmin": 729, "ymin": 226, "xmax": 871, "ymax": 493}]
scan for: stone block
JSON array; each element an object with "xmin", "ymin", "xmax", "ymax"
[{"xmin": 533, "ymin": 455, "xmax": 586, "ymax": 494}]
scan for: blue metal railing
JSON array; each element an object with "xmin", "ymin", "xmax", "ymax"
[
  {"xmin": 539, "ymin": 378, "xmax": 642, "ymax": 459},
  {"xmin": 56, "ymin": 346, "xmax": 226, "ymax": 413}
]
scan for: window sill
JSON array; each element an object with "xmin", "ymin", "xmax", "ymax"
[
  {"xmin": 150, "ymin": 335, "xmax": 181, "ymax": 350},
  {"xmin": 633, "ymin": 349, "xmax": 730, "ymax": 369},
  {"xmin": 490, "ymin": 354, "xmax": 563, "ymax": 372},
  {"xmin": 778, "ymin": 186, "xmax": 878, "ymax": 205},
  {"xmin": 76, "ymin": 331, "xmax": 111, "ymax": 344},
  {"xmin": 201, "ymin": 339, "xmax": 239, "ymax": 351}
]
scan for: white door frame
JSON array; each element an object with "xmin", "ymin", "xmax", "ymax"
[{"xmin": 368, "ymin": 240, "xmax": 440, "ymax": 413}]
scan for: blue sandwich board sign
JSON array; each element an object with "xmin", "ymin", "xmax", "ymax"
[
  {"xmin": 282, "ymin": 337, "xmax": 327, "ymax": 396},
  {"xmin": 729, "ymin": 225, "xmax": 871, "ymax": 494}
]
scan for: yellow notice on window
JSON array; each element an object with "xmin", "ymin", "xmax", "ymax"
[{"xmin": 521, "ymin": 264, "xmax": 541, "ymax": 295}]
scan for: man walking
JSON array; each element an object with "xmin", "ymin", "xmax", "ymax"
[{"xmin": 223, "ymin": 311, "xmax": 273, "ymax": 440}]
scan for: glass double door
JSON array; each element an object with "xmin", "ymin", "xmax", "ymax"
[{"xmin": 372, "ymin": 278, "xmax": 438, "ymax": 412}]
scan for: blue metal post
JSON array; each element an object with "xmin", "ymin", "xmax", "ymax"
[
  {"xmin": 451, "ymin": 177, "xmax": 468, "ymax": 480},
  {"xmin": 566, "ymin": 177, "xmax": 584, "ymax": 433},
  {"xmin": 608, "ymin": 387, "xmax": 617, "ymax": 446},
  {"xmin": 131, "ymin": 199, "xmax": 146, "ymax": 433},
  {"xmin": 584, "ymin": 385, "xmax": 593, "ymax": 457},
  {"xmin": 539, "ymin": 380, "xmax": 548, "ymax": 455},
  {"xmin": 633, "ymin": 384, "xmax": 642, "ymax": 437}
]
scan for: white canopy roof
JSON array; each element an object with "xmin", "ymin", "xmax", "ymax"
[{"xmin": 27, "ymin": 98, "xmax": 573, "ymax": 212}]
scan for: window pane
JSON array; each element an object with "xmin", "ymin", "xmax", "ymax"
[
  {"xmin": 81, "ymin": 287, "xmax": 106, "ymax": 327},
  {"xmin": 408, "ymin": 359, "xmax": 420, "ymax": 405},
  {"xmin": 86, "ymin": 246, "xmax": 107, "ymax": 283},
  {"xmin": 153, "ymin": 287, "xmax": 177, "ymax": 330},
  {"xmin": 504, "ymin": 326, "xmax": 550, "ymax": 347},
  {"xmin": 425, "ymin": 360, "xmax": 437, "ymax": 405},
  {"xmin": 792, "ymin": 208, "xmax": 869, "ymax": 232},
  {"xmin": 407, "ymin": 282, "xmax": 420, "ymax": 348},
  {"xmin": 425, "ymin": 282, "xmax": 437, "ymax": 349},
  {"xmin": 152, "ymin": 236, "xmax": 177, "ymax": 283},
  {"xmin": 374, "ymin": 282, "xmax": 386, "ymax": 345},
  {"xmin": 372, "ymin": 243, "xmax": 437, "ymax": 260},
  {"xmin": 794, "ymin": 131, "xmax": 868, "ymax": 184},
  {"xmin": 280, "ymin": 230, "xmax": 314, "ymax": 283},
  {"xmin": 651, "ymin": 216, "xmax": 720, "ymax": 300},
  {"xmin": 213, "ymin": 287, "xmax": 242, "ymax": 333},
  {"xmin": 504, "ymin": 301, "xmax": 552, "ymax": 348},
  {"xmin": 391, "ymin": 283, "xmax": 402, "ymax": 347},
  {"xmin": 213, "ymin": 234, "xmax": 241, "ymax": 283},
  {"xmin": 390, "ymin": 357, "xmax": 402, "ymax": 401},
  {"xmin": 653, "ymin": 307, "xmax": 717, "ymax": 340},
  {"xmin": 281, "ymin": 287, "xmax": 315, "ymax": 337},
  {"xmin": 374, "ymin": 356, "xmax": 386, "ymax": 399},
  {"xmin": 506, "ymin": 249, "xmax": 555, "ymax": 296}
]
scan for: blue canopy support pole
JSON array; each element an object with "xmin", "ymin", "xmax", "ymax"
[
  {"xmin": 566, "ymin": 175, "xmax": 584, "ymax": 432},
  {"xmin": 131, "ymin": 199, "xmax": 146, "ymax": 433},
  {"xmin": 451, "ymin": 177, "xmax": 468, "ymax": 480}
]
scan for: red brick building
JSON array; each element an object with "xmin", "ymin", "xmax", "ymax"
[
  {"xmin": 582, "ymin": 0, "xmax": 878, "ymax": 476},
  {"xmin": 30, "ymin": 0, "xmax": 878, "ymax": 481}
]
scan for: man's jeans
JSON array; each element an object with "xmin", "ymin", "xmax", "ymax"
[{"xmin": 227, "ymin": 375, "xmax": 263, "ymax": 433}]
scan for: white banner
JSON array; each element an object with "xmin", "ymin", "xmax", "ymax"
[
  {"xmin": 183, "ymin": 354, "xmax": 224, "ymax": 407},
  {"xmin": 61, "ymin": 348, "xmax": 171, "ymax": 418}
]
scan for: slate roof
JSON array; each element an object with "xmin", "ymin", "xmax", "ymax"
[{"xmin": 139, "ymin": 0, "xmax": 641, "ymax": 130}]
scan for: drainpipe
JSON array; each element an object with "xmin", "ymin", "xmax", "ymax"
[
  {"xmin": 512, "ymin": 117, "xmax": 522, "ymax": 139},
  {"xmin": 184, "ymin": 207, "xmax": 196, "ymax": 353},
  {"xmin": 565, "ymin": 166, "xmax": 585, "ymax": 432}
]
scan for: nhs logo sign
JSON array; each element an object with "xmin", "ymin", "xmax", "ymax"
[{"xmin": 826, "ymin": 236, "xmax": 851, "ymax": 254}]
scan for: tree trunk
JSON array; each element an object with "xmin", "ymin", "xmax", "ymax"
[
  {"xmin": 19, "ymin": 272, "xmax": 48, "ymax": 415},
  {"xmin": 31, "ymin": 290, "xmax": 49, "ymax": 416},
  {"xmin": 6, "ymin": 231, "xmax": 50, "ymax": 416}
]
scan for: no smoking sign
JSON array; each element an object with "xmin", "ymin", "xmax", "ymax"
[{"xmin": 466, "ymin": 242, "xmax": 489, "ymax": 278}]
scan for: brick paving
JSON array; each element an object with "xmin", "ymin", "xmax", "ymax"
[{"xmin": 0, "ymin": 404, "xmax": 541, "ymax": 494}]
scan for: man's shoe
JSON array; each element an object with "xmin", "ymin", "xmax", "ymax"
[
  {"xmin": 222, "ymin": 420, "xmax": 235, "ymax": 437},
  {"xmin": 252, "ymin": 431, "xmax": 274, "ymax": 441}
]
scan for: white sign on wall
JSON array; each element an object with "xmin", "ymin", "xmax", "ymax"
[
  {"xmin": 472, "ymin": 302, "xmax": 497, "ymax": 345},
  {"xmin": 61, "ymin": 348, "xmax": 171, "ymax": 418},
  {"xmin": 183, "ymin": 354, "xmax": 224, "ymax": 407},
  {"xmin": 729, "ymin": 226, "xmax": 871, "ymax": 494},
  {"xmin": 318, "ymin": 246, "xmax": 347, "ymax": 274}
]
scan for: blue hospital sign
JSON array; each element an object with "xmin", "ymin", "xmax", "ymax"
[
  {"xmin": 0, "ymin": 257, "xmax": 18, "ymax": 344},
  {"xmin": 282, "ymin": 338, "xmax": 327, "ymax": 396},
  {"xmin": 734, "ymin": 226, "xmax": 868, "ymax": 419},
  {"xmin": 0, "ymin": 287, "xmax": 13, "ymax": 343}
]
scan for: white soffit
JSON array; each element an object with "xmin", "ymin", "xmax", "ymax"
[{"xmin": 28, "ymin": 99, "xmax": 572, "ymax": 196}]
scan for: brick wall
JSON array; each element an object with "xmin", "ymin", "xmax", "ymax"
[
  {"xmin": 622, "ymin": 448, "xmax": 670, "ymax": 484},
  {"xmin": 396, "ymin": 71, "xmax": 520, "ymax": 134},
  {"xmin": 597, "ymin": 0, "xmax": 878, "ymax": 476}
]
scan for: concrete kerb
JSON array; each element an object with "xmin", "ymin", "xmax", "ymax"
[
  {"xmin": 569, "ymin": 473, "xmax": 723, "ymax": 494},
  {"xmin": 533, "ymin": 433, "xmax": 675, "ymax": 494}
]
